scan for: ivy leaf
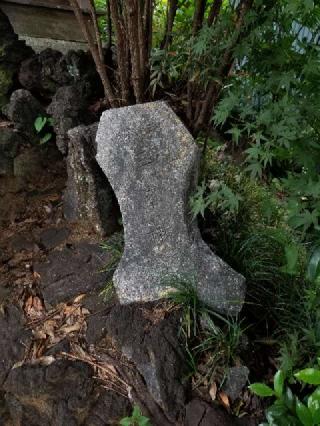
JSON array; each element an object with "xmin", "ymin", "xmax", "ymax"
[
  {"xmin": 34, "ymin": 116, "xmax": 47, "ymax": 133},
  {"xmin": 40, "ymin": 133, "xmax": 52, "ymax": 145}
]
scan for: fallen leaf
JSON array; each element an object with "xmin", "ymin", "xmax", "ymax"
[
  {"xmin": 31, "ymin": 356, "xmax": 55, "ymax": 366},
  {"xmin": 73, "ymin": 294, "xmax": 86, "ymax": 304},
  {"xmin": 209, "ymin": 382, "xmax": 217, "ymax": 401},
  {"xmin": 81, "ymin": 307, "xmax": 90, "ymax": 315},
  {"xmin": 59, "ymin": 322, "xmax": 82, "ymax": 334},
  {"xmin": 219, "ymin": 391, "xmax": 230, "ymax": 409},
  {"xmin": 32, "ymin": 296, "xmax": 44, "ymax": 312}
]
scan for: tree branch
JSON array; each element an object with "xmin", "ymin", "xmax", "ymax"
[{"xmin": 69, "ymin": 0, "xmax": 118, "ymax": 107}]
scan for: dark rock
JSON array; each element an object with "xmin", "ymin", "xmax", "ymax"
[
  {"xmin": 3, "ymin": 89, "xmax": 46, "ymax": 142},
  {"xmin": 10, "ymin": 234, "xmax": 36, "ymax": 252},
  {"xmin": 0, "ymin": 9, "xmax": 33, "ymax": 107},
  {"xmin": 3, "ymin": 359, "xmax": 96, "ymax": 425},
  {"xmin": 184, "ymin": 399, "xmax": 256, "ymax": 426},
  {"xmin": 44, "ymin": 339, "xmax": 71, "ymax": 357},
  {"xmin": 222, "ymin": 366, "xmax": 250, "ymax": 402},
  {"xmin": 34, "ymin": 242, "xmax": 112, "ymax": 306},
  {"xmin": 0, "ymin": 305, "xmax": 31, "ymax": 386},
  {"xmin": 0, "ymin": 128, "xmax": 25, "ymax": 176},
  {"xmin": 19, "ymin": 49, "xmax": 64, "ymax": 95},
  {"xmin": 14, "ymin": 147, "xmax": 44, "ymax": 180},
  {"xmin": 103, "ymin": 302, "xmax": 186, "ymax": 423},
  {"xmin": 84, "ymin": 293, "xmax": 111, "ymax": 346},
  {"xmin": 64, "ymin": 124, "xmax": 119, "ymax": 236},
  {"xmin": 19, "ymin": 49, "xmax": 100, "ymax": 99},
  {"xmin": 47, "ymin": 85, "xmax": 94, "ymax": 154},
  {"xmin": 39, "ymin": 227, "xmax": 70, "ymax": 250},
  {"xmin": 84, "ymin": 390, "xmax": 131, "ymax": 426}
]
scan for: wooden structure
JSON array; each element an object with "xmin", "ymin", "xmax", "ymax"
[{"xmin": 0, "ymin": 0, "xmax": 101, "ymax": 45}]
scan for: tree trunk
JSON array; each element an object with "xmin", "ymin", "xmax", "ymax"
[
  {"xmin": 160, "ymin": 0, "xmax": 178, "ymax": 50},
  {"xmin": 192, "ymin": 0, "xmax": 206, "ymax": 35},
  {"xmin": 207, "ymin": 0, "xmax": 222, "ymax": 26},
  {"xmin": 109, "ymin": 0, "xmax": 131, "ymax": 105}
]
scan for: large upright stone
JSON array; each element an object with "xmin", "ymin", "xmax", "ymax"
[{"xmin": 96, "ymin": 102, "xmax": 245, "ymax": 314}]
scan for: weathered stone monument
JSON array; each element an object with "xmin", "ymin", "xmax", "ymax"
[{"xmin": 96, "ymin": 102, "xmax": 245, "ymax": 314}]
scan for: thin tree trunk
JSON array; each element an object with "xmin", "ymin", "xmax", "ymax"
[
  {"xmin": 106, "ymin": 0, "xmax": 112, "ymax": 50},
  {"xmin": 160, "ymin": 0, "xmax": 178, "ymax": 49},
  {"xmin": 109, "ymin": 0, "xmax": 130, "ymax": 105},
  {"xmin": 69, "ymin": 0, "xmax": 118, "ymax": 107},
  {"xmin": 125, "ymin": 0, "xmax": 144, "ymax": 102},
  {"xmin": 192, "ymin": 0, "xmax": 206, "ymax": 35},
  {"xmin": 88, "ymin": 0, "xmax": 103, "ymax": 62},
  {"xmin": 207, "ymin": 0, "xmax": 222, "ymax": 26}
]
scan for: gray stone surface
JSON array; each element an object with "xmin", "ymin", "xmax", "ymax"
[
  {"xmin": 64, "ymin": 124, "xmax": 118, "ymax": 235},
  {"xmin": 96, "ymin": 102, "xmax": 245, "ymax": 315},
  {"xmin": 47, "ymin": 85, "xmax": 94, "ymax": 154},
  {"xmin": 222, "ymin": 366, "xmax": 250, "ymax": 402}
]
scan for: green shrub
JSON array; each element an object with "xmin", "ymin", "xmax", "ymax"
[{"xmin": 250, "ymin": 367, "xmax": 320, "ymax": 426}]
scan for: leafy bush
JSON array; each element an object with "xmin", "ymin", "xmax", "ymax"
[{"xmin": 250, "ymin": 366, "xmax": 320, "ymax": 426}]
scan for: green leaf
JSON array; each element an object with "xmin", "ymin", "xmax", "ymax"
[
  {"xmin": 274, "ymin": 370, "xmax": 285, "ymax": 397},
  {"xmin": 283, "ymin": 386, "xmax": 295, "ymax": 411},
  {"xmin": 40, "ymin": 133, "xmax": 52, "ymax": 145},
  {"xmin": 280, "ymin": 245, "xmax": 299, "ymax": 275},
  {"xmin": 119, "ymin": 418, "xmax": 131, "ymax": 426},
  {"xmin": 307, "ymin": 247, "xmax": 320, "ymax": 282},
  {"xmin": 34, "ymin": 116, "xmax": 47, "ymax": 132},
  {"xmin": 308, "ymin": 390, "xmax": 320, "ymax": 424},
  {"xmin": 295, "ymin": 368, "xmax": 320, "ymax": 385},
  {"xmin": 249, "ymin": 383, "xmax": 275, "ymax": 397},
  {"xmin": 296, "ymin": 400, "xmax": 313, "ymax": 426}
]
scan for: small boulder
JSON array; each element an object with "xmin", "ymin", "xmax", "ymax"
[
  {"xmin": 19, "ymin": 49, "xmax": 100, "ymax": 99},
  {"xmin": 47, "ymin": 85, "xmax": 93, "ymax": 154},
  {"xmin": 222, "ymin": 366, "xmax": 250, "ymax": 402},
  {"xmin": 64, "ymin": 124, "xmax": 119, "ymax": 235},
  {"xmin": 3, "ymin": 89, "xmax": 46, "ymax": 143}
]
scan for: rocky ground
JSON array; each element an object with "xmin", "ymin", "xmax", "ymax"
[
  {"xmin": 0, "ymin": 8, "xmax": 263, "ymax": 424},
  {"xmin": 0, "ymin": 118, "xmax": 262, "ymax": 426}
]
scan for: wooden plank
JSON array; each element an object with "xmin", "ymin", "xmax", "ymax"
[
  {"xmin": 0, "ymin": 3, "xmax": 95, "ymax": 41},
  {"xmin": 0, "ymin": 0, "xmax": 93, "ymax": 12}
]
